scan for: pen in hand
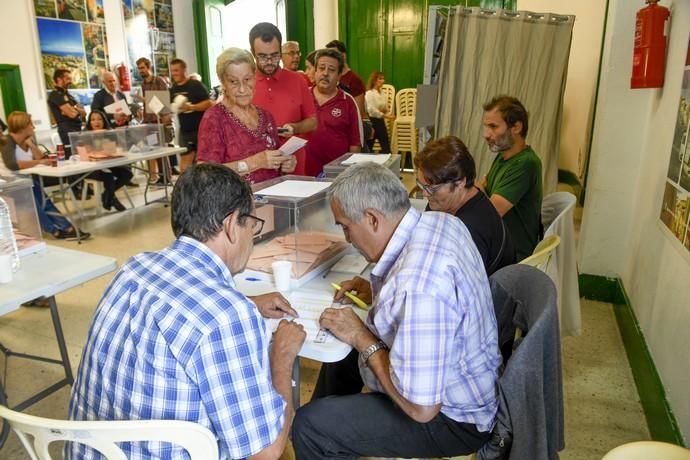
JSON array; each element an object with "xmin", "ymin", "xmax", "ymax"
[{"xmin": 330, "ymin": 282, "xmax": 369, "ymax": 310}]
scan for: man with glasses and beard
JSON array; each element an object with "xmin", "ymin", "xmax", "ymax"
[
  {"xmin": 249, "ymin": 23, "xmax": 316, "ymax": 175},
  {"xmin": 479, "ymin": 96, "xmax": 543, "ymax": 261},
  {"xmin": 66, "ymin": 164, "xmax": 306, "ymax": 459}
]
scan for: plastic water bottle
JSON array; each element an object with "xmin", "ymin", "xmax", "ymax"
[{"xmin": 0, "ymin": 196, "xmax": 20, "ymax": 272}]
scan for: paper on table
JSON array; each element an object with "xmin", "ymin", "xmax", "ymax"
[
  {"xmin": 278, "ymin": 136, "xmax": 308, "ymax": 156},
  {"xmin": 265, "ymin": 290, "xmax": 345, "ymax": 343},
  {"xmin": 104, "ymin": 99, "xmax": 131, "ymax": 116},
  {"xmin": 148, "ymin": 95, "xmax": 165, "ymax": 115},
  {"xmin": 341, "ymin": 153, "xmax": 391, "ymax": 165},
  {"xmin": 257, "ymin": 180, "xmax": 330, "ymax": 198}
]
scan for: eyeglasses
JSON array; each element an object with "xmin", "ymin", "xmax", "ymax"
[
  {"xmin": 223, "ymin": 212, "xmax": 265, "ymax": 236},
  {"xmin": 282, "ymin": 51, "xmax": 301, "ymax": 57},
  {"xmin": 255, "ymin": 52, "xmax": 282, "ymax": 63},
  {"xmin": 415, "ymin": 179, "xmax": 449, "ymax": 196},
  {"xmin": 244, "ymin": 214, "xmax": 265, "ymax": 236}
]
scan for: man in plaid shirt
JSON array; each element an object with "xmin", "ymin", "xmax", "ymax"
[
  {"xmin": 66, "ymin": 163, "xmax": 305, "ymax": 459},
  {"xmin": 293, "ymin": 163, "xmax": 501, "ymax": 459}
]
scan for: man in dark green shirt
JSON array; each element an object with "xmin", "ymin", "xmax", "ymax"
[{"xmin": 479, "ymin": 96, "xmax": 542, "ymax": 261}]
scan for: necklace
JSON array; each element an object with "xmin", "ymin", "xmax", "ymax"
[{"xmin": 221, "ymin": 103, "xmax": 261, "ymax": 133}]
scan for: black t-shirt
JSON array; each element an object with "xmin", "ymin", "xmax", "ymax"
[
  {"xmin": 456, "ymin": 189, "xmax": 516, "ymax": 275},
  {"xmin": 48, "ymin": 87, "xmax": 82, "ymax": 132},
  {"xmin": 170, "ymin": 79, "xmax": 209, "ymax": 133},
  {"xmin": 426, "ymin": 187, "xmax": 516, "ymax": 275}
]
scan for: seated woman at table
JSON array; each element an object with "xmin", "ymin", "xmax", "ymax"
[
  {"xmin": 414, "ymin": 136, "xmax": 515, "ymax": 275},
  {"xmin": 0, "ymin": 112, "xmax": 90, "ymax": 240},
  {"xmin": 197, "ymin": 47, "xmax": 296, "ymax": 183},
  {"xmin": 84, "ymin": 109, "xmax": 133, "ymax": 212}
]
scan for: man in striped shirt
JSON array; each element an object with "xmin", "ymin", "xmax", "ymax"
[
  {"xmin": 293, "ymin": 163, "xmax": 501, "ymax": 459},
  {"xmin": 66, "ymin": 163, "xmax": 305, "ymax": 459}
]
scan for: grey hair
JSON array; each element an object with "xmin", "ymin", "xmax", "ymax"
[
  {"xmin": 327, "ymin": 163, "xmax": 410, "ymax": 221},
  {"xmin": 282, "ymin": 41, "xmax": 300, "ymax": 52},
  {"xmin": 216, "ymin": 47, "xmax": 256, "ymax": 82}
]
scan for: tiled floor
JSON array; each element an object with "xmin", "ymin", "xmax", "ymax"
[{"xmin": 0, "ymin": 174, "xmax": 649, "ymax": 458}]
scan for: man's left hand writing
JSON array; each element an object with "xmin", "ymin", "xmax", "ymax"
[
  {"xmin": 319, "ymin": 307, "xmax": 376, "ymax": 350},
  {"xmin": 250, "ymin": 292, "xmax": 298, "ymax": 319}
]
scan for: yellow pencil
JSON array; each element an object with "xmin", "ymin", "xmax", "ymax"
[{"xmin": 330, "ymin": 282, "xmax": 369, "ymax": 310}]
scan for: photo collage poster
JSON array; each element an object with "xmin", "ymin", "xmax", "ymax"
[
  {"xmin": 660, "ymin": 41, "xmax": 690, "ymax": 253},
  {"xmin": 122, "ymin": 0, "xmax": 176, "ymax": 85},
  {"xmin": 34, "ymin": 0, "xmax": 110, "ymax": 105}
]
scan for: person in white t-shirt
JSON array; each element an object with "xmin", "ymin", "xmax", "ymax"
[{"xmin": 364, "ymin": 71, "xmax": 395, "ymax": 153}]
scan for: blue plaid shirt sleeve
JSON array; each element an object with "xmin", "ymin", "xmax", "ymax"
[
  {"xmin": 193, "ymin": 314, "xmax": 286, "ymax": 459},
  {"xmin": 387, "ymin": 288, "xmax": 459, "ymax": 406}
]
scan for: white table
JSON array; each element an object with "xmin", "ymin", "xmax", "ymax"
[
  {"xmin": 19, "ymin": 147, "xmax": 186, "ymax": 233},
  {"xmin": 0, "ymin": 246, "xmax": 117, "ymax": 416},
  {"xmin": 235, "ymin": 266, "xmax": 369, "ymax": 407}
]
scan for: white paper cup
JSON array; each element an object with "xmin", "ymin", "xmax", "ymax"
[
  {"xmin": 0, "ymin": 254, "xmax": 13, "ymax": 284},
  {"xmin": 272, "ymin": 260, "xmax": 292, "ymax": 291}
]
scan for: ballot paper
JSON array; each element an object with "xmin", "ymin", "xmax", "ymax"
[
  {"xmin": 264, "ymin": 290, "xmax": 348, "ymax": 343},
  {"xmin": 257, "ymin": 180, "xmax": 330, "ymax": 198},
  {"xmin": 104, "ymin": 99, "xmax": 131, "ymax": 116},
  {"xmin": 341, "ymin": 153, "xmax": 391, "ymax": 165},
  {"xmin": 278, "ymin": 136, "xmax": 308, "ymax": 156},
  {"xmin": 148, "ymin": 95, "xmax": 165, "ymax": 115},
  {"xmin": 247, "ymin": 231, "xmax": 348, "ymax": 278}
]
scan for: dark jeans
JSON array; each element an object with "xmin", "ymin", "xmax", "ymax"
[
  {"xmin": 31, "ymin": 178, "xmax": 72, "ymax": 234},
  {"xmin": 297, "ymin": 349, "xmax": 489, "ymax": 459},
  {"xmin": 293, "ymin": 392, "xmax": 489, "ymax": 459},
  {"xmin": 367, "ymin": 117, "xmax": 391, "ymax": 153},
  {"xmin": 88, "ymin": 167, "xmax": 133, "ymax": 204}
]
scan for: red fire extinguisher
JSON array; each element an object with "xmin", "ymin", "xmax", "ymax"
[
  {"xmin": 115, "ymin": 63, "xmax": 131, "ymax": 92},
  {"xmin": 631, "ymin": 0, "xmax": 670, "ymax": 89}
]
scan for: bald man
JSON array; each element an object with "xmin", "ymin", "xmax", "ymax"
[{"xmin": 91, "ymin": 71, "xmax": 129, "ymax": 126}]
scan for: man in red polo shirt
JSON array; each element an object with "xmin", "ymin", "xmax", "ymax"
[
  {"xmin": 249, "ymin": 23, "xmax": 317, "ymax": 175},
  {"xmin": 305, "ymin": 48, "xmax": 362, "ymax": 177}
]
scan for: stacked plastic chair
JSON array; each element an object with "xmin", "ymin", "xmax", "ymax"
[{"xmin": 391, "ymin": 88, "xmax": 418, "ymax": 170}]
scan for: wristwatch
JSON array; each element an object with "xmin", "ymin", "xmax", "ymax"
[
  {"xmin": 237, "ymin": 160, "xmax": 249, "ymax": 173},
  {"xmin": 359, "ymin": 340, "xmax": 389, "ymax": 367}
]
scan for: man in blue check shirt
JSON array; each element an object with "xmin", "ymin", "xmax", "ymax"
[
  {"xmin": 293, "ymin": 163, "xmax": 501, "ymax": 459},
  {"xmin": 66, "ymin": 163, "xmax": 306, "ymax": 459}
]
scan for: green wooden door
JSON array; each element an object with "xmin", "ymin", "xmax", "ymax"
[
  {"xmin": 286, "ymin": 0, "xmax": 314, "ymax": 68},
  {"xmin": 338, "ymin": 0, "xmax": 385, "ymax": 88},
  {"xmin": 339, "ymin": 0, "xmax": 516, "ymax": 92},
  {"xmin": 0, "ymin": 65, "xmax": 26, "ymax": 117}
]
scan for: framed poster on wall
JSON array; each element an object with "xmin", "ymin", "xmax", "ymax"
[{"xmin": 660, "ymin": 39, "xmax": 690, "ymax": 253}]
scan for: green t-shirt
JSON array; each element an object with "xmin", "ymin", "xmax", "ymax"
[{"xmin": 486, "ymin": 146, "xmax": 543, "ymax": 261}]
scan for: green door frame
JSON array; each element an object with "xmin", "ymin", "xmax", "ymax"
[{"xmin": 0, "ymin": 65, "xmax": 27, "ymax": 117}]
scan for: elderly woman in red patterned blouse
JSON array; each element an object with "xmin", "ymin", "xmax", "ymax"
[{"xmin": 197, "ymin": 48, "xmax": 296, "ymax": 182}]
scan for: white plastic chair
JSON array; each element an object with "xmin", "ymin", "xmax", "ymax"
[
  {"xmin": 0, "ymin": 405, "xmax": 219, "ymax": 460},
  {"xmin": 541, "ymin": 191, "xmax": 581, "ymax": 336},
  {"xmin": 391, "ymin": 88, "xmax": 418, "ymax": 170},
  {"xmin": 602, "ymin": 441, "xmax": 690, "ymax": 459},
  {"xmin": 373, "ymin": 83, "xmax": 396, "ymax": 153},
  {"xmin": 519, "ymin": 234, "xmax": 560, "ymax": 271}
]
